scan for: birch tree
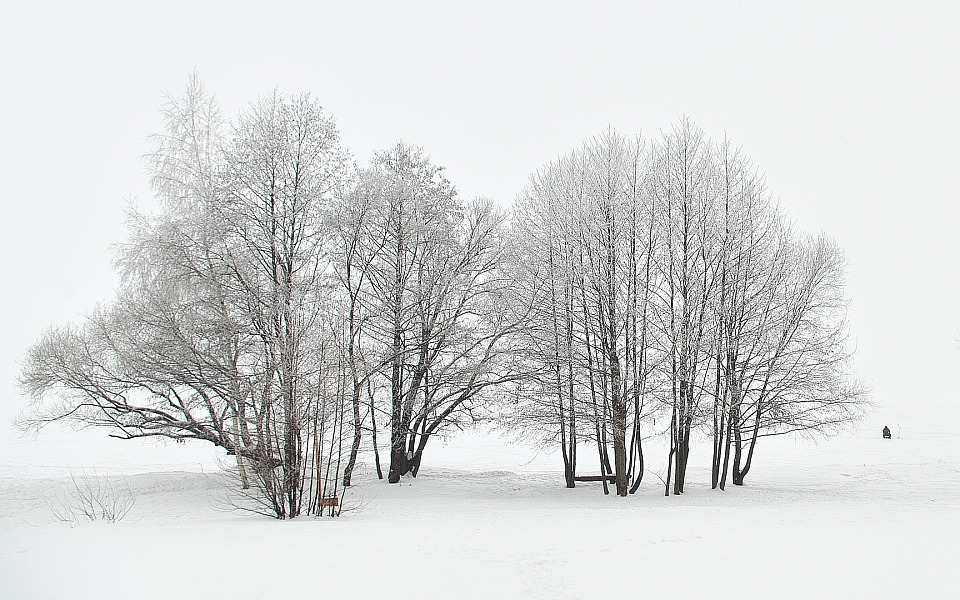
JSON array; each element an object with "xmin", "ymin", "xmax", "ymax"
[{"xmin": 19, "ymin": 79, "xmax": 353, "ymax": 518}]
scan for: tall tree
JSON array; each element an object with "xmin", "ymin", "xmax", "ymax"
[
  {"xmin": 509, "ymin": 158, "xmax": 583, "ymax": 487},
  {"xmin": 328, "ymin": 170, "xmax": 388, "ymax": 487},
  {"xmin": 722, "ymin": 234, "xmax": 864, "ymax": 486},
  {"xmin": 650, "ymin": 120, "xmax": 721, "ymax": 496},
  {"xmin": 357, "ymin": 144, "xmax": 523, "ymax": 483},
  {"xmin": 19, "ymin": 79, "xmax": 353, "ymax": 518},
  {"xmin": 509, "ymin": 131, "xmax": 659, "ymax": 495}
]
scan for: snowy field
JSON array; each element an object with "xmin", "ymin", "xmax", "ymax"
[{"xmin": 2, "ymin": 430, "xmax": 958, "ymax": 599}]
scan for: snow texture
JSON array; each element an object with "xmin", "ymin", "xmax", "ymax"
[{"xmin": 1, "ymin": 430, "xmax": 957, "ymax": 599}]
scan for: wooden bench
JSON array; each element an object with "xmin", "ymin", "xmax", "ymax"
[{"xmin": 574, "ymin": 475, "xmax": 617, "ymax": 483}]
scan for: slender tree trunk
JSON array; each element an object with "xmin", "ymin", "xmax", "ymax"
[
  {"xmin": 665, "ymin": 405, "xmax": 676, "ymax": 496},
  {"xmin": 565, "ymin": 280, "xmax": 578, "ymax": 486},
  {"xmin": 711, "ymin": 350, "xmax": 723, "ymax": 489},
  {"xmin": 550, "ymin": 246, "xmax": 575, "ymax": 489},
  {"xmin": 388, "ymin": 207, "xmax": 406, "ymax": 484},
  {"xmin": 673, "ymin": 380, "xmax": 689, "ymax": 495},
  {"xmin": 610, "ymin": 355, "xmax": 628, "ymax": 496},
  {"xmin": 342, "ymin": 283, "xmax": 363, "ymax": 487},
  {"xmin": 731, "ymin": 419, "xmax": 744, "ymax": 486},
  {"xmin": 369, "ymin": 383, "xmax": 383, "ymax": 480},
  {"xmin": 628, "ymin": 432, "xmax": 644, "ymax": 494},
  {"xmin": 387, "ymin": 310, "xmax": 407, "ymax": 483},
  {"xmin": 736, "ymin": 405, "xmax": 762, "ymax": 485},
  {"xmin": 720, "ymin": 374, "xmax": 739, "ymax": 489},
  {"xmin": 342, "ymin": 381, "xmax": 363, "ymax": 486},
  {"xmin": 388, "ymin": 390, "xmax": 407, "ymax": 484}
]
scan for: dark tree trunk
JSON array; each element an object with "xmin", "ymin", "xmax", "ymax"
[
  {"xmin": 612, "ymin": 433, "xmax": 628, "ymax": 496},
  {"xmin": 711, "ymin": 350, "xmax": 724, "ymax": 489},
  {"xmin": 387, "ymin": 360, "xmax": 409, "ymax": 484},
  {"xmin": 409, "ymin": 442, "xmax": 426, "ymax": 477},
  {"xmin": 731, "ymin": 421, "xmax": 744, "ymax": 486},
  {"xmin": 342, "ymin": 383, "xmax": 363, "ymax": 486},
  {"xmin": 388, "ymin": 216, "xmax": 405, "ymax": 485},
  {"xmin": 665, "ymin": 404, "xmax": 676, "ymax": 496},
  {"xmin": 674, "ymin": 424, "xmax": 688, "ymax": 495},
  {"xmin": 719, "ymin": 414, "xmax": 733, "ymax": 490},
  {"xmin": 388, "ymin": 443, "xmax": 409, "ymax": 483},
  {"xmin": 282, "ymin": 371, "xmax": 300, "ymax": 518},
  {"xmin": 369, "ymin": 385, "xmax": 383, "ymax": 480},
  {"xmin": 672, "ymin": 382, "xmax": 690, "ymax": 495},
  {"xmin": 611, "ymin": 398, "xmax": 628, "ymax": 496},
  {"xmin": 719, "ymin": 380, "xmax": 739, "ymax": 490},
  {"xmin": 599, "ymin": 444, "xmax": 610, "ymax": 495},
  {"xmin": 609, "ymin": 342, "xmax": 628, "ymax": 496},
  {"xmin": 735, "ymin": 406, "xmax": 762, "ymax": 485},
  {"xmin": 628, "ymin": 433, "xmax": 644, "ymax": 494},
  {"xmin": 562, "ymin": 445, "xmax": 576, "ymax": 488}
]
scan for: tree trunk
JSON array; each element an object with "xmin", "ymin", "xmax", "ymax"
[
  {"xmin": 628, "ymin": 433, "xmax": 644, "ymax": 494},
  {"xmin": 342, "ymin": 383, "xmax": 363, "ymax": 486},
  {"xmin": 736, "ymin": 406, "xmax": 762, "ymax": 485},
  {"xmin": 368, "ymin": 384, "xmax": 383, "ymax": 480},
  {"xmin": 711, "ymin": 350, "xmax": 723, "ymax": 489},
  {"xmin": 719, "ymin": 378, "xmax": 739, "ymax": 490},
  {"xmin": 612, "ymin": 429, "xmax": 628, "ymax": 496},
  {"xmin": 388, "ymin": 443, "xmax": 409, "ymax": 483},
  {"xmin": 731, "ymin": 421, "xmax": 744, "ymax": 486},
  {"xmin": 672, "ymin": 381, "xmax": 689, "ymax": 495},
  {"xmin": 665, "ymin": 405, "xmax": 676, "ymax": 496}
]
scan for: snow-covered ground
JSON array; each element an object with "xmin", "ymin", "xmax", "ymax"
[{"xmin": 2, "ymin": 430, "xmax": 958, "ymax": 599}]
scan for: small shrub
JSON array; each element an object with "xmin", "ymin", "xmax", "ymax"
[{"xmin": 48, "ymin": 470, "xmax": 135, "ymax": 524}]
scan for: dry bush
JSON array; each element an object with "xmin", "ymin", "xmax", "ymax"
[{"xmin": 48, "ymin": 470, "xmax": 135, "ymax": 524}]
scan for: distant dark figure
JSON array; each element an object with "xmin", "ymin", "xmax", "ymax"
[{"xmin": 882, "ymin": 426, "xmax": 891, "ymax": 439}]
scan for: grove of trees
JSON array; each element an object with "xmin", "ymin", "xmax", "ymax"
[
  {"xmin": 508, "ymin": 125, "xmax": 863, "ymax": 497},
  {"xmin": 18, "ymin": 79, "xmax": 864, "ymax": 517}
]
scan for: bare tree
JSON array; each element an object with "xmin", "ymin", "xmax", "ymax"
[
  {"xmin": 649, "ymin": 119, "xmax": 721, "ymax": 496},
  {"xmin": 710, "ymin": 138, "xmax": 782, "ymax": 489},
  {"xmin": 353, "ymin": 143, "xmax": 526, "ymax": 483},
  {"xmin": 328, "ymin": 171, "xmax": 389, "ymax": 486},
  {"xmin": 721, "ymin": 234, "xmax": 865, "ymax": 486},
  {"xmin": 20, "ymin": 77, "xmax": 247, "ymax": 458},
  {"xmin": 574, "ymin": 131, "xmax": 657, "ymax": 496},
  {"xmin": 508, "ymin": 158, "xmax": 583, "ymax": 487},
  {"xmin": 703, "ymin": 138, "xmax": 865, "ymax": 489},
  {"xmin": 19, "ymin": 78, "xmax": 353, "ymax": 518},
  {"xmin": 509, "ymin": 120, "xmax": 862, "ymax": 496},
  {"xmin": 509, "ymin": 130, "xmax": 660, "ymax": 496},
  {"xmin": 19, "ymin": 81, "xmax": 866, "ymax": 508}
]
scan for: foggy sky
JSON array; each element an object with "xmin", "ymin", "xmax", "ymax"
[{"xmin": 2, "ymin": 2, "xmax": 959, "ymax": 457}]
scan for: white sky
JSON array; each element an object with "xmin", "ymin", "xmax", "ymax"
[{"xmin": 2, "ymin": 1, "xmax": 959, "ymax": 457}]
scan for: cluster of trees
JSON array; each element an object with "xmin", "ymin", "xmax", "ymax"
[
  {"xmin": 18, "ymin": 80, "xmax": 863, "ymax": 517},
  {"xmin": 509, "ymin": 126, "xmax": 863, "ymax": 497}
]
